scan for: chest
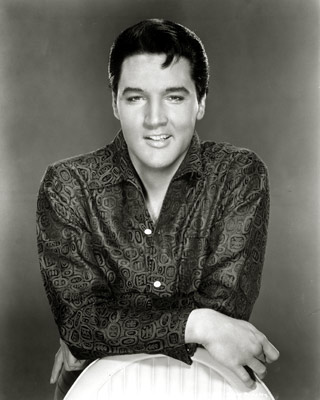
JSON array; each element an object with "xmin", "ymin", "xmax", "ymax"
[{"xmin": 90, "ymin": 178, "xmax": 221, "ymax": 296}]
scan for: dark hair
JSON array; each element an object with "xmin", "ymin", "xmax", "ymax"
[{"xmin": 108, "ymin": 19, "xmax": 209, "ymax": 101}]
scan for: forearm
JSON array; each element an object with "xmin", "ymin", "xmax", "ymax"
[{"xmin": 53, "ymin": 293, "xmax": 195, "ymax": 361}]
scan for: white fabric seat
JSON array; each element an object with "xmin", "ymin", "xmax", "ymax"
[{"xmin": 65, "ymin": 348, "xmax": 275, "ymax": 400}]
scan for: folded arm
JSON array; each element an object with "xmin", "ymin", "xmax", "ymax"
[
  {"xmin": 37, "ymin": 166, "xmax": 194, "ymax": 364},
  {"xmin": 186, "ymin": 152, "xmax": 279, "ymax": 387}
]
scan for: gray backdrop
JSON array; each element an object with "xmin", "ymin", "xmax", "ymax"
[{"xmin": 0, "ymin": 0, "xmax": 319, "ymax": 399}]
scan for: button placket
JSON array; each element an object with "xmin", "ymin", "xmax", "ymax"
[
  {"xmin": 146, "ymin": 255, "xmax": 154, "ymax": 272},
  {"xmin": 143, "ymin": 224, "xmax": 154, "ymax": 289},
  {"xmin": 143, "ymin": 224, "xmax": 164, "ymax": 292}
]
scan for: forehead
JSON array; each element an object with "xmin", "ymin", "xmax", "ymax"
[{"xmin": 118, "ymin": 53, "xmax": 195, "ymax": 90}]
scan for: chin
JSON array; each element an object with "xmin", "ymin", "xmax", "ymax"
[{"xmin": 148, "ymin": 160, "xmax": 178, "ymax": 172}]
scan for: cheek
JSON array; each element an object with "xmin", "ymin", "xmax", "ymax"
[
  {"xmin": 174, "ymin": 114, "xmax": 197, "ymax": 131},
  {"xmin": 118, "ymin": 110, "xmax": 141, "ymax": 130},
  {"xmin": 172, "ymin": 104, "xmax": 199, "ymax": 126}
]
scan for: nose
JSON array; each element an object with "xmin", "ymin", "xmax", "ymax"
[{"xmin": 144, "ymin": 99, "xmax": 168, "ymax": 129}]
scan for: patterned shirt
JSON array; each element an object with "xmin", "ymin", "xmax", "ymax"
[{"xmin": 36, "ymin": 131, "xmax": 269, "ymax": 365}]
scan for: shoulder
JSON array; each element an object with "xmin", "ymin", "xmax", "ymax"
[
  {"xmin": 200, "ymin": 140, "xmax": 268, "ymax": 178},
  {"xmin": 41, "ymin": 140, "xmax": 118, "ymax": 191}
]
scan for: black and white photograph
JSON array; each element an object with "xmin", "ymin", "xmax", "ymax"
[{"xmin": 0, "ymin": 1, "xmax": 319, "ymax": 399}]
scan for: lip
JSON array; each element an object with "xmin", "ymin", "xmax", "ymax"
[{"xmin": 144, "ymin": 134, "xmax": 172, "ymax": 148}]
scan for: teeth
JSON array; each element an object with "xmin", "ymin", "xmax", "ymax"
[{"xmin": 147, "ymin": 135, "xmax": 169, "ymax": 141}]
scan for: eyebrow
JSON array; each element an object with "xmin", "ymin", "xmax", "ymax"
[
  {"xmin": 121, "ymin": 87, "xmax": 144, "ymax": 95},
  {"xmin": 165, "ymin": 87, "xmax": 190, "ymax": 95},
  {"xmin": 121, "ymin": 86, "xmax": 191, "ymax": 96}
]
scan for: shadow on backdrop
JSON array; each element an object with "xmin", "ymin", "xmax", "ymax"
[{"xmin": 0, "ymin": 1, "xmax": 319, "ymax": 399}]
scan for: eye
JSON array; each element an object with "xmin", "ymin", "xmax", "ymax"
[
  {"xmin": 167, "ymin": 95, "xmax": 184, "ymax": 103},
  {"xmin": 126, "ymin": 96, "xmax": 144, "ymax": 103}
]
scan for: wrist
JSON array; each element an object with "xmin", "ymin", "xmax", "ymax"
[{"xmin": 185, "ymin": 308, "xmax": 217, "ymax": 345}]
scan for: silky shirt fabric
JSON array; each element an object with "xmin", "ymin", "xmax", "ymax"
[{"xmin": 37, "ymin": 131, "xmax": 269, "ymax": 365}]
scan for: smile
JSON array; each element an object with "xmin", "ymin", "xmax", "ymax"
[
  {"xmin": 145, "ymin": 135, "xmax": 171, "ymax": 141},
  {"xmin": 144, "ymin": 134, "xmax": 172, "ymax": 148}
]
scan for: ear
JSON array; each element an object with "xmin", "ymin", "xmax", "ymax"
[
  {"xmin": 112, "ymin": 92, "xmax": 120, "ymax": 120},
  {"xmin": 196, "ymin": 94, "xmax": 206, "ymax": 120}
]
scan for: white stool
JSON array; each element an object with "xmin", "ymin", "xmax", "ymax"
[{"xmin": 65, "ymin": 348, "xmax": 275, "ymax": 400}]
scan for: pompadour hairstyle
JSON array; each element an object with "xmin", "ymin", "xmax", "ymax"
[{"xmin": 108, "ymin": 19, "xmax": 209, "ymax": 101}]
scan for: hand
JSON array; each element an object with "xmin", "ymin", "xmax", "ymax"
[
  {"xmin": 50, "ymin": 339, "xmax": 87, "ymax": 384},
  {"xmin": 185, "ymin": 309, "xmax": 279, "ymax": 388}
]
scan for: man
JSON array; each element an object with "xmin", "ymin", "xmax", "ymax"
[{"xmin": 37, "ymin": 19, "xmax": 279, "ymax": 400}]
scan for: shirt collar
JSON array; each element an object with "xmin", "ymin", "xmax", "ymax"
[
  {"xmin": 111, "ymin": 131, "xmax": 138, "ymax": 185},
  {"xmin": 108, "ymin": 130, "xmax": 203, "ymax": 186},
  {"xmin": 173, "ymin": 131, "xmax": 203, "ymax": 180}
]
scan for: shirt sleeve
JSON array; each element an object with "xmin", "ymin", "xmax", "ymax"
[
  {"xmin": 194, "ymin": 150, "xmax": 270, "ymax": 321},
  {"xmin": 37, "ymin": 165, "xmax": 195, "ymax": 363}
]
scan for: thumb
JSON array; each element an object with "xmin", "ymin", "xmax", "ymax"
[{"xmin": 50, "ymin": 346, "xmax": 63, "ymax": 384}]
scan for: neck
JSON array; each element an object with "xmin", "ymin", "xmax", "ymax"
[
  {"xmin": 135, "ymin": 166, "xmax": 179, "ymax": 223},
  {"xmin": 139, "ymin": 167, "xmax": 175, "ymax": 193}
]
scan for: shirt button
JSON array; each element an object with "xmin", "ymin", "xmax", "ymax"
[
  {"xmin": 153, "ymin": 280, "xmax": 161, "ymax": 288},
  {"xmin": 144, "ymin": 228, "xmax": 152, "ymax": 235}
]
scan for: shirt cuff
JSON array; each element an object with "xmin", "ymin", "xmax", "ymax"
[
  {"xmin": 162, "ymin": 343, "xmax": 197, "ymax": 365},
  {"xmin": 162, "ymin": 306, "xmax": 198, "ymax": 365}
]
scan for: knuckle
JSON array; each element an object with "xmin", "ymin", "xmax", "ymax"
[
  {"xmin": 260, "ymin": 369, "xmax": 267, "ymax": 379},
  {"xmin": 243, "ymin": 376, "xmax": 254, "ymax": 387},
  {"xmin": 258, "ymin": 364, "xmax": 267, "ymax": 375},
  {"xmin": 64, "ymin": 361, "xmax": 78, "ymax": 371},
  {"xmin": 258, "ymin": 333, "xmax": 267, "ymax": 344},
  {"xmin": 68, "ymin": 364, "xmax": 80, "ymax": 371},
  {"xmin": 243, "ymin": 320, "xmax": 253, "ymax": 330},
  {"xmin": 252, "ymin": 343, "xmax": 261, "ymax": 354},
  {"xmin": 256, "ymin": 367, "xmax": 267, "ymax": 380},
  {"xmin": 239, "ymin": 370, "xmax": 250, "ymax": 383}
]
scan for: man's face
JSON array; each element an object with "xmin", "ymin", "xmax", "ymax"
[{"xmin": 113, "ymin": 53, "xmax": 206, "ymax": 176}]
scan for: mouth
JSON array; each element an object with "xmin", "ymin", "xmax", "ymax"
[{"xmin": 145, "ymin": 134, "xmax": 171, "ymax": 142}]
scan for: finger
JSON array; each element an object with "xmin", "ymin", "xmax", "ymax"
[
  {"xmin": 261, "ymin": 339, "xmax": 280, "ymax": 363},
  {"xmin": 60, "ymin": 340, "xmax": 86, "ymax": 371},
  {"xmin": 235, "ymin": 366, "xmax": 256, "ymax": 389},
  {"xmin": 65, "ymin": 359, "xmax": 87, "ymax": 371},
  {"xmin": 50, "ymin": 347, "xmax": 63, "ymax": 384},
  {"xmin": 60, "ymin": 339, "xmax": 76, "ymax": 370},
  {"xmin": 247, "ymin": 358, "xmax": 267, "ymax": 380},
  {"xmin": 256, "ymin": 352, "xmax": 266, "ymax": 364}
]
